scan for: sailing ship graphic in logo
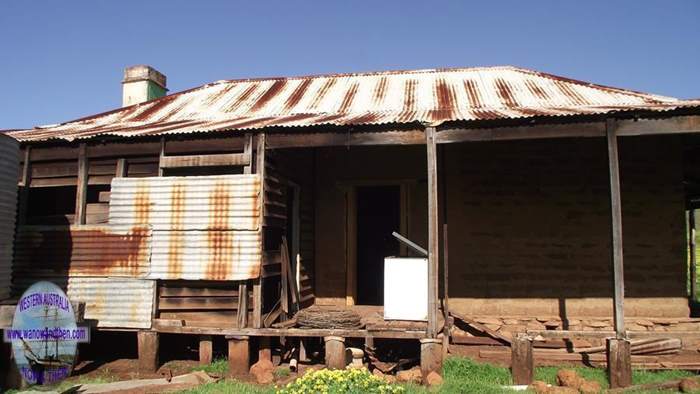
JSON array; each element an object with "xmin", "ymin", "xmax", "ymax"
[{"xmin": 3, "ymin": 281, "xmax": 89, "ymax": 385}]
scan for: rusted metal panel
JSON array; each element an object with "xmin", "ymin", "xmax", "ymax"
[
  {"xmin": 0, "ymin": 134, "xmax": 19, "ymax": 300},
  {"xmin": 13, "ymin": 225, "xmax": 152, "ymax": 278},
  {"xmin": 149, "ymin": 230, "xmax": 261, "ymax": 280},
  {"xmin": 109, "ymin": 174, "xmax": 261, "ymax": 230},
  {"xmin": 66, "ymin": 277, "xmax": 155, "ymax": 329},
  {"xmin": 7, "ymin": 66, "xmax": 700, "ymax": 142},
  {"xmin": 109, "ymin": 174, "xmax": 263, "ymax": 280},
  {"xmin": 9, "ymin": 277, "xmax": 155, "ymax": 329}
]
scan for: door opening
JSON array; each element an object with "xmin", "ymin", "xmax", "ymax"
[{"xmin": 356, "ymin": 185, "xmax": 400, "ymax": 305}]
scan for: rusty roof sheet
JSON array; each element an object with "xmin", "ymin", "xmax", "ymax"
[{"xmin": 7, "ymin": 66, "xmax": 700, "ymax": 142}]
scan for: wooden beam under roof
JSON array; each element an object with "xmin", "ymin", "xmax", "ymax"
[
  {"xmin": 18, "ymin": 114, "xmax": 700, "ymax": 161},
  {"xmin": 159, "ymin": 152, "xmax": 250, "ymax": 169}
]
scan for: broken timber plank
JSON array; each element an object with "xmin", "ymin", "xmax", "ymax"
[{"xmin": 451, "ymin": 312, "xmax": 511, "ymax": 345}]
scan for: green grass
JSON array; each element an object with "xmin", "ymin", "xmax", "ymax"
[
  {"xmin": 274, "ymin": 367, "xmax": 291, "ymax": 378},
  {"xmin": 179, "ymin": 380, "xmax": 275, "ymax": 394},
  {"xmin": 173, "ymin": 357, "xmax": 699, "ymax": 393},
  {"xmin": 191, "ymin": 357, "xmax": 230, "ymax": 376},
  {"xmin": 439, "ymin": 357, "xmax": 515, "ymax": 394},
  {"xmin": 421, "ymin": 358, "xmax": 694, "ymax": 393}
]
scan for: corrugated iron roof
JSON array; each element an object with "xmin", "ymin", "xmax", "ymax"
[{"xmin": 6, "ymin": 66, "xmax": 700, "ymax": 142}]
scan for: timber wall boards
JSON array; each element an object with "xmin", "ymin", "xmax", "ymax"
[
  {"xmin": 314, "ymin": 146, "xmax": 429, "ymax": 305},
  {"xmin": 445, "ymin": 135, "xmax": 688, "ymax": 318},
  {"xmin": 312, "ymin": 138, "xmax": 688, "ymax": 318}
]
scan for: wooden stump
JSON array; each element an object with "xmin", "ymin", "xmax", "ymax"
[
  {"xmin": 420, "ymin": 338, "xmax": 443, "ymax": 380},
  {"xmin": 511, "ymin": 333, "xmax": 533, "ymax": 385},
  {"xmin": 227, "ymin": 336, "xmax": 250, "ymax": 377},
  {"xmin": 607, "ymin": 338, "xmax": 632, "ymax": 388},
  {"xmin": 324, "ymin": 336, "xmax": 346, "ymax": 369},
  {"xmin": 258, "ymin": 337, "xmax": 272, "ymax": 363},
  {"xmin": 199, "ymin": 335, "xmax": 213, "ymax": 365},
  {"xmin": 137, "ymin": 331, "xmax": 159, "ymax": 373}
]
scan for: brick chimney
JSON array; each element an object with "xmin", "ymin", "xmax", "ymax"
[{"xmin": 122, "ymin": 65, "xmax": 167, "ymax": 106}]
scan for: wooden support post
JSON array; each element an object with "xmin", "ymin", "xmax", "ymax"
[
  {"xmin": 137, "ymin": 331, "xmax": 159, "ymax": 373},
  {"xmin": 238, "ymin": 283, "xmax": 248, "ymax": 328},
  {"xmin": 690, "ymin": 209, "xmax": 697, "ymax": 302},
  {"xmin": 511, "ymin": 333, "xmax": 534, "ymax": 385},
  {"xmin": 227, "ymin": 335, "xmax": 250, "ymax": 377},
  {"xmin": 280, "ymin": 244, "xmax": 289, "ymax": 319},
  {"xmin": 17, "ymin": 147, "xmax": 31, "ymax": 226},
  {"xmin": 606, "ymin": 119, "xmax": 625, "ymax": 338},
  {"xmin": 243, "ymin": 133, "xmax": 253, "ymax": 174},
  {"xmin": 299, "ymin": 338, "xmax": 308, "ymax": 362},
  {"xmin": 75, "ymin": 143, "xmax": 88, "ymax": 225},
  {"xmin": 199, "ymin": 335, "xmax": 213, "ymax": 365},
  {"xmin": 253, "ymin": 133, "xmax": 266, "ymax": 328},
  {"xmin": 425, "ymin": 126, "xmax": 440, "ymax": 338},
  {"xmin": 346, "ymin": 187, "xmax": 358, "ymax": 307},
  {"xmin": 324, "ymin": 336, "xmax": 346, "ymax": 370},
  {"xmin": 607, "ymin": 338, "xmax": 632, "ymax": 388},
  {"xmin": 116, "ymin": 158, "xmax": 127, "ymax": 178},
  {"xmin": 258, "ymin": 337, "xmax": 272, "ymax": 363},
  {"xmin": 442, "ymin": 223, "xmax": 450, "ymax": 353},
  {"xmin": 252, "ymin": 278, "xmax": 263, "ymax": 329},
  {"xmin": 158, "ymin": 138, "xmax": 165, "ymax": 176},
  {"xmin": 420, "ymin": 338, "xmax": 443, "ymax": 380}
]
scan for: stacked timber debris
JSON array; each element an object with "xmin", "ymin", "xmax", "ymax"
[
  {"xmin": 449, "ymin": 313, "xmax": 698, "ymax": 369},
  {"xmin": 474, "ymin": 336, "xmax": 687, "ymax": 368},
  {"xmin": 531, "ymin": 370, "xmax": 700, "ymax": 393}
]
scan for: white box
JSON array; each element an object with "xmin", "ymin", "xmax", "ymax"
[{"xmin": 383, "ymin": 257, "xmax": 428, "ymax": 321}]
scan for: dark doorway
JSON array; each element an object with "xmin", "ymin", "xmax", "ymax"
[{"xmin": 356, "ymin": 185, "xmax": 400, "ymax": 305}]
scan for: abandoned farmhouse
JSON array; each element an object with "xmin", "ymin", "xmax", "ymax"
[{"xmin": 2, "ymin": 64, "xmax": 700, "ymax": 386}]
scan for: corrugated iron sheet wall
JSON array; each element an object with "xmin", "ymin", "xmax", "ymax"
[
  {"xmin": 11, "ymin": 269, "xmax": 155, "ymax": 329},
  {"xmin": 12, "ymin": 225, "xmax": 154, "ymax": 329},
  {"xmin": 0, "ymin": 135, "xmax": 18, "ymax": 300},
  {"xmin": 67, "ymin": 277, "xmax": 155, "ymax": 329},
  {"xmin": 109, "ymin": 174, "xmax": 263, "ymax": 280},
  {"xmin": 14, "ymin": 225, "xmax": 152, "ymax": 278}
]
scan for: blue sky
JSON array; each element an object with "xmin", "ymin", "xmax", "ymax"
[{"xmin": 1, "ymin": 1, "xmax": 698, "ymax": 129}]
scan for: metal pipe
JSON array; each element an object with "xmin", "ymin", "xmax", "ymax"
[{"xmin": 392, "ymin": 231, "xmax": 428, "ymax": 257}]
